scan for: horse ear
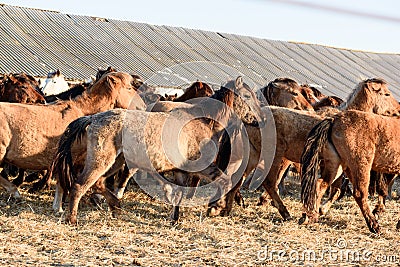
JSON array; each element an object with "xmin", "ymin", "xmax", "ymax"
[
  {"xmin": 8, "ymin": 73, "xmax": 17, "ymax": 83},
  {"xmin": 56, "ymin": 69, "xmax": 61, "ymax": 76},
  {"xmin": 105, "ymin": 74, "xmax": 117, "ymax": 87},
  {"xmin": 165, "ymin": 93, "xmax": 168, "ymax": 97},
  {"xmin": 369, "ymin": 81, "xmax": 381, "ymax": 92},
  {"xmin": 174, "ymin": 93, "xmax": 177, "ymax": 97},
  {"xmin": 235, "ymin": 76, "xmax": 243, "ymax": 89}
]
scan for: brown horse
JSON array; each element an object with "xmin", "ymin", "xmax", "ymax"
[
  {"xmin": 253, "ymin": 78, "xmax": 400, "ymax": 220},
  {"xmin": 173, "ymin": 81, "xmax": 214, "ymax": 102},
  {"xmin": 0, "ymin": 73, "xmax": 45, "ymax": 104},
  {"xmin": 299, "ymin": 84, "xmax": 327, "ymax": 105},
  {"xmin": 312, "ymin": 95, "xmax": 344, "ymax": 111},
  {"xmin": 300, "ymin": 110, "xmax": 400, "ymax": 234},
  {"xmin": 51, "ymin": 77, "xmax": 263, "ymax": 224},
  {"xmin": 0, "ymin": 72, "xmax": 144, "ymax": 198},
  {"xmin": 260, "ymin": 78, "xmax": 314, "ymax": 111}
]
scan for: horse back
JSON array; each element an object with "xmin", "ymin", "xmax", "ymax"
[{"xmin": 331, "ymin": 110, "xmax": 400, "ymax": 174}]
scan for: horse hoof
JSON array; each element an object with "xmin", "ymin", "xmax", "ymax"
[
  {"xmin": 207, "ymin": 206, "xmax": 221, "ymax": 217},
  {"xmin": 111, "ymin": 210, "xmax": 121, "ymax": 219},
  {"xmin": 256, "ymin": 199, "xmax": 267, "ymax": 206},
  {"xmin": 11, "ymin": 190, "xmax": 21, "ymax": 200},
  {"xmin": 319, "ymin": 206, "xmax": 329, "ymax": 216},
  {"xmin": 67, "ymin": 216, "xmax": 77, "ymax": 225},
  {"xmin": 283, "ymin": 215, "xmax": 293, "ymax": 221},
  {"xmin": 370, "ymin": 225, "xmax": 381, "ymax": 235},
  {"xmin": 170, "ymin": 219, "xmax": 179, "ymax": 226},
  {"xmin": 298, "ymin": 215, "xmax": 308, "ymax": 225}
]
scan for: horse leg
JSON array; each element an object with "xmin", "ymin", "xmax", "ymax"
[
  {"xmin": 113, "ymin": 165, "xmax": 138, "ymax": 199},
  {"xmin": 203, "ymin": 165, "xmax": 232, "ymax": 217},
  {"xmin": 0, "ymin": 174, "xmax": 21, "ymax": 199},
  {"xmin": 259, "ymin": 158, "xmax": 292, "ymax": 220},
  {"xmin": 300, "ymin": 145, "xmax": 342, "ymax": 225},
  {"xmin": 258, "ymin": 158, "xmax": 289, "ymax": 205},
  {"xmin": 319, "ymin": 173, "xmax": 345, "ymax": 215},
  {"xmin": 162, "ymin": 172, "xmax": 185, "ymax": 223},
  {"xmin": 350, "ymin": 169, "xmax": 380, "ymax": 234},
  {"xmin": 371, "ymin": 173, "xmax": 396, "ymax": 219},
  {"xmin": 387, "ymin": 177, "xmax": 395, "ymax": 200},
  {"xmin": 53, "ymin": 181, "xmax": 64, "ymax": 213},
  {"xmin": 68, "ymin": 151, "xmax": 122, "ymax": 224},
  {"xmin": 336, "ymin": 176, "xmax": 350, "ymax": 201},
  {"xmin": 12, "ymin": 169, "xmax": 25, "ymax": 186},
  {"xmin": 29, "ymin": 170, "xmax": 50, "ymax": 193}
]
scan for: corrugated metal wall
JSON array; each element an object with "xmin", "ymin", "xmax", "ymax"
[{"xmin": 1, "ymin": 4, "xmax": 400, "ymax": 99}]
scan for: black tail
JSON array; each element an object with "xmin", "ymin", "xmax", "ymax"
[
  {"xmin": 301, "ymin": 118, "xmax": 334, "ymax": 212},
  {"xmin": 50, "ymin": 116, "xmax": 92, "ymax": 194},
  {"xmin": 215, "ymin": 128, "xmax": 231, "ymax": 173}
]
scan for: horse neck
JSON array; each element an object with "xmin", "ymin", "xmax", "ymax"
[
  {"xmin": 340, "ymin": 89, "xmax": 373, "ymax": 112},
  {"xmin": 63, "ymin": 91, "xmax": 116, "ymax": 115},
  {"xmin": 174, "ymin": 89, "xmax": 193, "ymax": 102}
]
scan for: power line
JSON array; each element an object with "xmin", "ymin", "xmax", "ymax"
[{"xmin": 258, "ymin": 0, "xmax": 400, "ymax": 24}]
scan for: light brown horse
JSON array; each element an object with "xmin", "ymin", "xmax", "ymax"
[
  {"xmin": 51, "ymin": 77, "xmax": 263, "ymax": 224},
  {"xmin": 253, "ymin": 78, "xmax": 400, "ymax": 220},
  {"xmin": 260, "ymin": 78, "xmax": 314, "ymax": 111},
  {"xmin": 300, "ymin": 110, "xmax": 400, "ymax": 234},
  {"xmin": 113, "ymin": 81, "xmax": 214, "ymax": 197},
  {"xmin": 0, "ymin": 73, "xmax": 45, "ymax": 104},
  {"xmin": 0, "ymin": 71, "xmax": 144, "ymax": 198}
]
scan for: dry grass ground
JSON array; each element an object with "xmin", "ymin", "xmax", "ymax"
[{"xmin": 0, "ymin": 177, "xmax": 399, "ymax": 267}]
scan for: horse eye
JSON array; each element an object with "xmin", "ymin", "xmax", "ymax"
[{"xmin": 291, "ymin": 92, "xmax": 299, "ymax": 96}]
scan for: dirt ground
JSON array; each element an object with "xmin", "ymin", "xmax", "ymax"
[{"xmin": 0, "ymin": 177, "xmax": 399, "ymax": 267}]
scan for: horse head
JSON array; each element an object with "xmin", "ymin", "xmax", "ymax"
[
  {"xmin": 261, "ymin": 78, "xmax": 314, "ymax": 111},
  {"xmin": 344, "ymin": 78, "xmax": 400, "ymax": 116},
  {"xmin": 2, "ymin": 73, "xmax": 45, "ymax": 104},
  {"xmin": 299, "ymin": 84, "xmax": 326, "ymax": 106},
  {"xmin": 222, "ymin": 76, "xmax": 264, "ymax": 127},
  {"xmin": 40, "ymin": 69, "xmax": 70, "ymax": 96},
  {"xmin": 90, "ymin": 71, "xmax": 145, "ymax": 110}
]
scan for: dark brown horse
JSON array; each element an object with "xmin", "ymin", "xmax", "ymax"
[
  {"xmin": 0, "ymin": 73, "xmax": 45, "ymax": 104},
  {"xmin": 260, "ymin": 78, "xmax": 314, "ymax": 111},
  {"xmin": 312, "ymin": 95, "xmax": 344, "ymax": 111},
  {"xmin": 173, "ymin": 81, "xmax": 214, "ymax": 102}
]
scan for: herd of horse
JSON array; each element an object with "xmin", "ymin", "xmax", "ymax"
[{"xmin": 0, "ymin": 68, "xmax": 399, "ymax": 234}]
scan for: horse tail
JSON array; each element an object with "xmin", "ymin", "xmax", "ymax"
[
  {"xmin": 301, "ymin": 117, "xmax": 334, "ymax": 212},
  {"xmin": 215, "ymin": 129, "xmax": 231, "ymax": 172},
  {"xmin": 51, "ymin": 116, "xmax": 92, "ymax": 194}
]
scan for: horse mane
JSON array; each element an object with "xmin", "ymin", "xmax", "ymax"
[
  {"xmin": 210, "ymin": 85, "xmax": 234, "ymax": 108},
  {"xmin": 306, "ymin": 84, "xmax": 324, "ymax": 98},
  {"xmin": 95, "ymin": 66, "xmax": 117, "ymax": 82},
  {"xmin": 45, "ymin": 83, "xmax": 87, "ymax": 102},
  {"xmin": 339, "ymin": 78, "xmax": 387, "ymax": 110}
]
